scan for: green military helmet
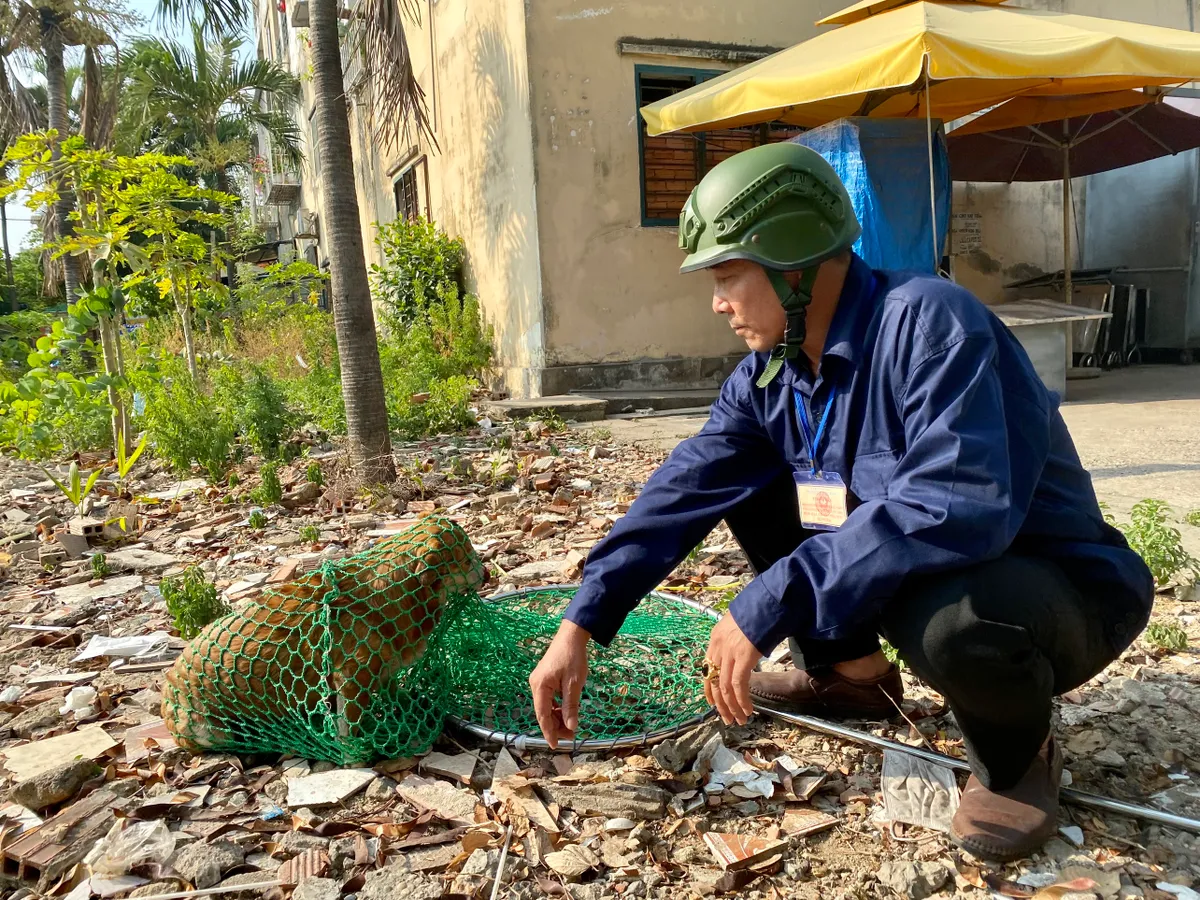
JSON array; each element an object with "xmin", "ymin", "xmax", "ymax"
[{"xmin": 678, "ymin": 142, "xmax": 861, "ymax": 275}]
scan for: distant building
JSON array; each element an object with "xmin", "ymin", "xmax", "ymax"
[{"xmin": 252, "ymin": 0, "xmax": 1200, "ymax": 397}]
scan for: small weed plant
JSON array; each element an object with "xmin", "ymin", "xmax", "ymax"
[
  {"xmin": 254, "ymin": 462, "xmax": 283, "ymax": 505},
  {"xmin": 299, "ymin": 523, "xmax": 321, "ymax": 543},
  {"xmin": 90, "ymin": 553, "xmax": 111, "ymax": 579},
  {"xmin": 1187, "ymin": 509, "xmax": 1200, "ymax": 528},
  {"xmin": 162, "ymin": 566, "xmax": 229, "ymax": 640},
  {"xmin": 43, "ymin": 461, "xmax": 102, "ymax": 518},
  {"xmin": 1108, "ymin": 499, "xmax": 1200, "ymax": 587},
  {"xmin": 306, "ymin": 462, "xmax": 324, "ymax": 486},
  {"xmin": 1145, "ymin": 620, "xmax": 1189, "ymax": 653},
  {"xmin": 248, "ymin": 509, "xmax": 268, "ymax": 530}
]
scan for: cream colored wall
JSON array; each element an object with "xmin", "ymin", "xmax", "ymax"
[
  {"xmin": 524, "ymin": 2, "xmax": 835, "ymax": 368},
  {"xmin": 347, "ymin": 0, "xmax": 545, "ymax": 397}
]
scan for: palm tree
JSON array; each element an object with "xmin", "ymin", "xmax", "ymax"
[
  {"xmin": 0, "ymin": 0, "xmax": 130, "ymax": 301},
  {"xmin": 159, "ymin": 0, "xmax": 432, "ymax": 485},
  {"xmin": 0, "ymin": 53, "xmax": 44, "ymax": 310},
  {"xmin": 119, "ymin": 25, "xmax": 302, "ymax": 289}
]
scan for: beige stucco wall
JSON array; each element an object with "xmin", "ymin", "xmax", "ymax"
[
  {"xmin": 343, "ymin": 0, "xmax": 545, "ymax": 397},
  {"xmin": 523, "ymin": 2, "xmax": 838, "ymax": 370}
]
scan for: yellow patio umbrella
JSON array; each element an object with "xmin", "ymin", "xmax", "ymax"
[
  {"xmin": 641, "ymin": 1, "xmax": 1200, "ymax": 136},
  {"xmin": 640, "ymin": 0, "xmax": 1200, "ymax": 270}
]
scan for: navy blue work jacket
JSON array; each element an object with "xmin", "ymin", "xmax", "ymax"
[{"xmin": 563, "ymin": 254, "xmax": 1154, "ymax": 654}]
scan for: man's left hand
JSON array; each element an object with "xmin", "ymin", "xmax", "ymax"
[{"xmin": 704, "ymin": 613, "xmax": 762, "ymax": 726}]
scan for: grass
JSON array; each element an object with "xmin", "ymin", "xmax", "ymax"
[{"xmin": 1145, "ymin": 620, "xmax": 1189, "ymax": 653}]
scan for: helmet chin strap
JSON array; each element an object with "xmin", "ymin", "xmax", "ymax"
[{"xmin": 756, "ymin": 267, "xmax": 819, "ymax": 388}]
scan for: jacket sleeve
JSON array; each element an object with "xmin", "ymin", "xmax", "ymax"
[
  {"xmin": 563, "ymin": 370, "xmax": 787, "ymax": 646},
  {"xmin": 730, "ymin": 333, "xmax": 1051, "ymax": 654}
]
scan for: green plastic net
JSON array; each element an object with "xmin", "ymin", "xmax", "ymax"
[
  {"xmin": 442, "ymin": 587, "xmax": 714, "ymax": 747},
  {"xmin": 161, "ymin": 517, "xmax": 715, "ymax": 763}
]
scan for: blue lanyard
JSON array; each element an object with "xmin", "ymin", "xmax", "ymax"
[{"xmin": 793, "ymin": 388, "xmax": 836, "ymax": 475}]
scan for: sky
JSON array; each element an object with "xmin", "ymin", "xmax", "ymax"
[{"xmin": 3, "ymin": 0, "xmax": 251, "ymax": 254}]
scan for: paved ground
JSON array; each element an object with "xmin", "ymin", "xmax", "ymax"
[{"xmin": 590, "ymin": 364, "xmax": 1200, "ymax": 555}]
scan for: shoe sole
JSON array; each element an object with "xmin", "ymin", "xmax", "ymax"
[{"xmin": 950, "ymin": 827, "xmax": 1052, "ymax": 863}]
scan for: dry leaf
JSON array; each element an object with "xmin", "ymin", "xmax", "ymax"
[
  {"xmin": 544, "ymin": 844, "xmax": 600, "ymax": 881},
  {"xmin": 1031, "ymin": 878, "xmax": 1099, "ymax": 900},
  {"xmin": 461, "ymin": 831, "xmax": 494, "ymax": 854}
]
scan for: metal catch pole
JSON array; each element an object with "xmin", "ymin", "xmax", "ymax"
[{"xmin": 759, "ymin": 707, "xmax": 1200, "ymax": 836}]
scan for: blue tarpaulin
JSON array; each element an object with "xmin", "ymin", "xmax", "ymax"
[{"xmin": 795, "ymin": 118, "xmax": 951, "ymax": 274}]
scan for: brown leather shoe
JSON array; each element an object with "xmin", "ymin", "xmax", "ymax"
[
  {"xmin": 749, "ymin": 664, "xmax": 904, "ymax": 718},
  {"xmin": 951, "ymin": 738, "xmax": 1063, "ymax": 862}
]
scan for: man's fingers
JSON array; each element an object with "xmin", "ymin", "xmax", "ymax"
[
  {"xmin": 530, "ymin": 676, "xmax": 562, "ymax": 750},
  {"xmin": 731, "ymin": 656, "xmax": 756, "ymax": 722},
  {"xmin": 561, "ymin": 675, "xmax": 582, "ymax": 733}
]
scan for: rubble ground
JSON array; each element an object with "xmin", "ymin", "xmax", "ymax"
[{"xmin": 0, "ymin": 417, "xmax": 1197, "ymax": 900}]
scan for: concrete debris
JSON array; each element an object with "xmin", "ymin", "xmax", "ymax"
[
  {"xmin": 650, "ymin": 721, "xmax": 719, "ymax": 774},
  {"xmin": 292, "ymin": 877, "xmax": 340, "ymax": 900},
  {"xmin": 357, "ymin": 865, "xmax": 442, "ymax": 900},
  {"xmin": 286, "ymin": 768, "xmax": 376, "ymax": 807},
  {"xmin": 102, "ymin": 548, "xmax": 180, "ymax": 572},
  {"xmin": 539, "ymin": 780, "xmax": 670, "ymax": 820},
  {"xmin": 876, "ymin": 859, "xmax": 952, "ymax": 900},
  {"xmin": 9, "ymin": 758, "xmax": 99, "ymax": 810},
  {"xmin": 396, "ymin": 774, "xmax": 479, "ymax": 823},
  {"xmin": 169, "ymin": 840, "xmax": 245, "ymax": 889},
  {"xmin": 52, "ymin": 573, "xmax": 143, "ymax": 604},
  {"xmin": 1, "ymin": 724, "xmax": 118, "ymax": 780},
  {"xmin": 419, "ymin": 751, "xmax": 477, "ymax": 784}
]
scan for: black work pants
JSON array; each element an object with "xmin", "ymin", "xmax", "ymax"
[{"xmin": 725, "ymin": 470, "xmax": 1149, "ymax": 790}]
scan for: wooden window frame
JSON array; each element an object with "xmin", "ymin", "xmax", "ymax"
[
  {"xmin": 393, "ymin": 156, "xmax": 430, "ymax": 222},
  {"xmin": 635, "ymin": 65, "xmax": 806, "ymax": 228}
]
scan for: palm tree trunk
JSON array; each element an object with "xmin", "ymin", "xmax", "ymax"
[
  {"xmin": 215, "ymin": 167, "xmax": 239, "ymax": 296},
  {"xmin": 0, "ymin": 190, "xmax": 15, "ymax": 312},
  {"xmin": 308, "ymin": 0, "xmax": 394, "ymax": 485},
  {"xmin": 40, "ymin": 7, "xmax": 84, "ymax": 302}
]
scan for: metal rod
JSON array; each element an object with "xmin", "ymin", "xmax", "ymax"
[
  {"xmin": 1063, "ymin": 126, "xmax": 1073, "ymax": 306},
  {"xmin": 760, "ymin": 707, "xmax": 1200, "ymax": 835},
  {"xmin": 925, "ymin": 62, "xmax": 940, "ymax": 273},
  {"xmin": 490, "ymin": 824, "xmax": 514, "ymax": 900}
]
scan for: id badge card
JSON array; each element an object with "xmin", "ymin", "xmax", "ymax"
[{"xmin": 795, "ymin": 471, "xmax": 848, "ymax": 531}]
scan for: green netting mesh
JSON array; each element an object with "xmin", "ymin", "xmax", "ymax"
[
  {"xmin": 441, "ymin": 587, "xmax": 714, "ymax": 745},
  {"xmin": 161, "ymin": 517, "xmax": 715, "ymax": 763},
  {"xmin": 161, "ymin": 517, "xmax": 486, "ymax": 764}
]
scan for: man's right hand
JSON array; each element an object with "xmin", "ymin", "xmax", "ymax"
[{"xmin": 529, "ymin": 620, "xmax": 591, "ymax": 749}]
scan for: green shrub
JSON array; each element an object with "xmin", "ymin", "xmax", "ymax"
[
  {"xmin": 248, "ymin": 509, "xmax": 267, "ymax": 530},
  {"xmin": 254, "ymin": 461, "xmax": 283, "ymax": 505},
  {"xmin": 380, "ymin": 286, "xmax": 493, "ymax": 439},
  {"xmin": 213, "ymin": 363, "xmax": 294, "ymax": 459},
  {"xmin": 1187, "ymin": 509, "xmax": 1200, "ymax": 528},
  {"xmin": 299, "ymin": 523, "xmax": 321, "ymax": 543},
  {"xmin": 161, "ymin": 566, "xmax": 229, "ymax": 640},
  {"xmin": 306, "ymin": 461, "xmax": 324, "ymax": 485},
  {"xmin": 1145, "ymin": 620, "xmax": 1189, "ymax": 652},
  {"xmin": 136, "ymin": 358, "xmax": 236, "ymax": 482},
  {"xmin": 371, "ymin": 217, "xmax": 465, "ymax": 326},
  {"xmin": 0, "ymin": 310, "xmax": 53, "ymax": 372},
  {"xmin": 1110, "ymin": 499, "xmax": 1200, "ymax": 587}
]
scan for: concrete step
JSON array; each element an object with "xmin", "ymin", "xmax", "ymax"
[
  {"xmin": 484, "ymin": 395, "xmax": 608, "ymax": 423},
  {"xmin": 574, "ymin": 389, "xmax": 719, "ymax": 415}
]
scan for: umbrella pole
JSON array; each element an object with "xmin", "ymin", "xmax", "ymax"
[
  {"xmin": 1063, "ymin": 127, "xmax": 1073, "ymax": 305},
  {"xmin": 925, "ymin": 67, "xmax": 940, "ymax": 273}
]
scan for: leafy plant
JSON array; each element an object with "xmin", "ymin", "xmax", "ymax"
[
  {"xmin": 1187, "ymin": 509, "xmax": 1200, "ymax": 528},
  {"xmin": 1112, "ymin": 500, "xmax": 1200, "ymax": 587},
  {"xmin": 161, "ymin": 567, "xmax": 229, "ymax": 640},
  {"xmin": 306, "ymin": 462, "xmax": 324, "ymax": 486},
  {"xmin": 136, "ymin": 357, "xmax": 236, "ymax": 483},
  {"xmin": 880, "ymin": 639, "xmax": 907, "ymax": 670},
  {"xmin": 90, "ymin": 553, "xmax": 111, "ymax": 579},
  {"xmin": 299, "ymin": 523, "xmax": 321, "ymax": 543},
  {"xmin": 114, "ymin": 434, "xmax": 149, "ymax": 495},
  {"xmin": 1145, "ymin": 620, "xmax": 1189, "ymax": 652},
  {"xmin": 42, "ymin": 462, "xmax": 103, "ymax": 518},
  {"xmin": 248, "ymin": 509, "xmax": 267, "ymax": 530},
  {"xmin": 371, "ymin": 217, "xmax": 465, "ymax": 326},
  {"xmin": 254, "ymin": 462, "xmax": 284, "ymax": 505},
  {"xmin": 214, "ymin": 364, "xmax": 294, "ymax": 459}
]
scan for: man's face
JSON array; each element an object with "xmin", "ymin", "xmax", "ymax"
[{"xmin": 709, "ymin": 260, "xmax": 787, "ymax": 352}]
